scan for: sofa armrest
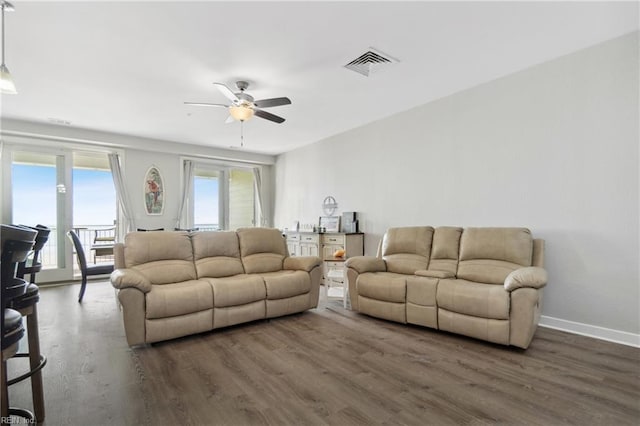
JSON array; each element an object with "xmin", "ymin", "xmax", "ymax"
[
  {"xmin": 283, "ymin": 256, "xmax": 322, "ymax": 272},
  {"xmin": 504, "ymin": 267, "xmax": 548, "ymax": 292},
  {"xmin": 345, "ymin": 256, "xmax": 386, "ymax": 274},
  {"xmin": 415, "ymin": 270, "xmax": 455, "ymax": 279},
  {"xmin": 110, "ymin": 268, "xmax": 152, "ymax": 293}
]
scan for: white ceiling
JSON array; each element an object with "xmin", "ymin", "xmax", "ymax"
[{"xmin": 1, "ymin": 1, "xmax": 637, "ymax": 155}]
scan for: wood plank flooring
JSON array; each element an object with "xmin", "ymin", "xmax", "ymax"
[{"xmin": 5, "ymin": 280, "xmax": 640, "ymax": 425}]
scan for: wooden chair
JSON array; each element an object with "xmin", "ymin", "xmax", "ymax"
[
  {"xmin": 91, "ymin": 227, "xmax": 115, "ymax": 264},
  {"xmin": 68, "ymin": 230, "xmax": 115, "ymax": 303}
]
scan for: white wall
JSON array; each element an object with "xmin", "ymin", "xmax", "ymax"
[
  {"xmin": 274, "ymin": 33, "xmax": 639, "ymax": 339},
  {"xmin": 123, "ymin": 149, "xmax": 181, "ymax": 230}
]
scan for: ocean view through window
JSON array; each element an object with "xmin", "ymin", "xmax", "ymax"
[
  {"xmin": 11, "ymin": 153, "xmax": 117, "ymax": 271},
  {"xmin": 194, "ymin": 173, "xmax": 220, "ymax": 230}
]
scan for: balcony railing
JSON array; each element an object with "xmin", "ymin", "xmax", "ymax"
[
  {"xmin": 39, "ymin": 224, "xmax": 220, "ymax": 270},
  {"xmin": 37, "ymin": 225, "xmax": 115, "ymax": 271}
]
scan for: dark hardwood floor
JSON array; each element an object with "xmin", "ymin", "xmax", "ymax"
[{"xmin": 5, "ymin": 280, "xmax": 640, "ymax": 425}]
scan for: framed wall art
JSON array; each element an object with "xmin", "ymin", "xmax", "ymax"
[
  {"xmin": 319, "ymin": 216, "xmax": 340, "ymax": 233},
  {"xmin": 144, "ymin": 166, "xmax": 164, "ymax": 215}
]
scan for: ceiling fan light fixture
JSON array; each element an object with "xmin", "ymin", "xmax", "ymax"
[
  {"xmin": 229, "ymin": 105, "xmax": 254, "ymax": 122},
  {"xmin": 185, "ymin": 81, "xmax": 289, "ymax": 124}
]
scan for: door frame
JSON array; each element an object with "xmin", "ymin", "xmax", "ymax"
[{"xmin": 1, "ymin": 141, "xmax": 74, "ymax": 282}]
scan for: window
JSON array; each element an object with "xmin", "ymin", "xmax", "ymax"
[
  {"xmin": 72, "ymin": 152, "xmax": 117, "ymax": 268},
  {"xmin": 191, "ymin": 165, "xmax": 256, "ymax": 231},
  {"xmin": 193, "ymin": 169, "xmax": 220, "ymax": 230},
  {"xmin": 229, "ymin": 169, "xmax": 255, "ymax": 230},
  {"xmin": 4, "ymin": 147, "xmax": 117, "ymax": 282},
  {"xmin": 11, "ymin": 152, "xmax": 62, "ymax": 269},
  {"xmin": 72, "ymin": 152, "xmax": 116, "ymax": 228}
]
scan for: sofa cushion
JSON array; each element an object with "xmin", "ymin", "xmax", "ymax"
[
  {"xmin": 381, "ymin": 227, "xmax": 434, "ymax": 274},
  {"xmin": 261, "ymin": 271, "xmax": 311, "ymax": 300},
  {"xmin": 429, "ymin": 227, "xmax": 462, "ymax": 275},
  {"xmin": 436, "ymin": 279, "xmax": 510, "ymax": 320},
  {"xmin": 131, "ymin": 260, "xmax": 198, "ymax": 285},
  {"xmin": 124, "ymin": 231, "xmax": 196, "ymax": 284},
  {"xmin": 145, "ymin": 279, "xmax": 213, "ymax": 319},
  {"xmin": 237, "ymin": 228, "xmax": 287, "ymax": 274},
  {"xmin": 357, "ymin": 272, "xmax": 407, "ymax": 303},
  {"xmin": 192, "ymin": 231, "xmax": 245, "ymax": 278},
  {"xmin": 457, "ymin": 228, "xmax": 533, "ymax": 284},
  {"xmin": 203, "ymin": 275, "xmax": 266, "ymax": 307}
]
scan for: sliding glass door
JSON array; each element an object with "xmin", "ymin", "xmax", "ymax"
[
  {"xmin": 72, "ymin": 152, "xmax": 117, "ymax": 268},
  {"xmin": 1, "ymin": 145, "xmax": 117, "ymax": 282},
  {"xmin": 3, "ymin": 148, "xmax": 73, "ymax": 282}
]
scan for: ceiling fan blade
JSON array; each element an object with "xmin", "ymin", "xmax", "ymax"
[
  {"xmin": 213, "ymin": 83, "xmax": 240, "ymax": 104},
  {"xmin": 184, "ymin": 102, "xmax": 229, "ymax": 108},
  {"xmin": 254, "ymin": 108, "xmax": 285, "ymax": 124},
  {"xmin": 253, "ymin": 97, "xmax": 292, "ymax": 108},
  {"xmin": 225, "ymin": 115, "xmax": 235, "ymax": 124}
]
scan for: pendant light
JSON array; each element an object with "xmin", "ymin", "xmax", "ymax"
[{"xmin": 1, "ymin": 1, "xmax": 16, "ymax": 95}]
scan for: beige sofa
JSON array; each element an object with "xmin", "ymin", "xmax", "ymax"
[
  {"xmin": 345, "ymin": 227, "xmax": 547, "ymax": 349},
  {"xmin": 110, "ymin": 228, "xmax": 321, "ymax": 346}
]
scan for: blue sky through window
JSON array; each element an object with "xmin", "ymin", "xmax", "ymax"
[
  {"xmin": 73, "ymin": 168, "xmax": 116, "ymax": 225},
  {"xmin": 194, "ymin": 176, "xmax": 219, "ymax": 227},
  {"xmin": 12, "ymin": 164, "xmax": 57, "ymax": 227},
  {"xmin": 12, "ymin": 164, "xmax": 116, "ymax": 227}
]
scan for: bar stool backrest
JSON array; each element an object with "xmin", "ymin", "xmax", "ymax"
[
  {"xmin": 2, "ymin": 239, "xmax": 35, "ymax": 303},
  {"xmin": 1, "ymin": 236, "xmax": 36, "ymax": 353},
  {"xmin": 16, "ymin": 225, "xmax": 51, "ymax": 281}
]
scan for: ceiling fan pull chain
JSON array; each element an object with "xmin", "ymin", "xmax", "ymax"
[{"xmin": 240, "ymin": 120, "xmax": 244, "ymax": 147}]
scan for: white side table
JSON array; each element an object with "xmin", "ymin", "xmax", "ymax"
[{"xmin": 325, "ymin": 258, "xmax": 350, "ymax": 309}]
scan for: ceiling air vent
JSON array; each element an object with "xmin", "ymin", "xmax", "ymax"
[
  {"xmin": 344, "ymin": 48, "xmax": 399, "ymax": 77},
  {"xmin": 47, "ymin": 117, "xmax": 72, "ymax": 126}
]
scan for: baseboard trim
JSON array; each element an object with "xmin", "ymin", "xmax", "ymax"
[{"xmin": 539, "ymin": 315, "xmax": 640, "ymax": 348}]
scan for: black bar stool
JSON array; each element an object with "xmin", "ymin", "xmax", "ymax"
[
  {"xmin": 10, "ymin": 225, "xmax": 50, "ymax": 422},
  {"xmin": 1, "ymin": 226, "xmax": 37, "ymax": 424},
  {"xmin": 17, "ymin": 225, "xmax": 50, "ymax": 284}
]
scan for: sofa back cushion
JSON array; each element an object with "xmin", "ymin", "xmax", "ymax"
[
  {"xmin": 381, "ymin": 227, "xmax": 434, "ymax": 274},
  {"xmin": 457, "ymin": 227, "xmax": 533, "ymax": 284},
  {"xmin": 192, "ymin": 231, "xmax": 245, "ymax": 278},
  {"xmin": 429, "ymin": 227, "xmax": 462, "ymax": 275},
  {"xmin": 237, "ymin": 227, "xmax": 287, "ymax": 274},
  {"xmin": 124, "ymin": 231, "xmax": 196, "ymax": 284}
]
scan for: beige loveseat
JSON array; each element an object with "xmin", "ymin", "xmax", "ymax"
[
  {"xmin": 110, "ymin": 228, "xmax": 321, "ymax": 346},
  {"xmin": 346, "ymin": 227, "xmax": 547, "ymax": 349}
]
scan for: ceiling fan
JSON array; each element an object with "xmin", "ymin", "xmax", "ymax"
[{"xmin": 185, "ymin": 81, "xmax": 291, "ymax": 124}]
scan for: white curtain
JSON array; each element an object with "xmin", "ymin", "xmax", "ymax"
[
  {"xmin": 253, "ymin": 167, "xmax": 266, "ymax": 227},
  {"xmin": 108, "ymin": 153, "xmax": 135, "ymax": 240},
  {"xmin": 176, "ymin": 159, "xmax": 194, "ymax": 229}
]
